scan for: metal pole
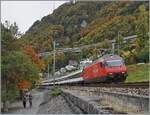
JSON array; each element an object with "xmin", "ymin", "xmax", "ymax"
[
  {"xmin": 112, "ymin": 43, "xmax": 115, "ymax": 55},
  {"xmin": 48, "ymin": 63, "xmax": 49, "ymax": 78},
  {"xmin": 53, "ymin": 40, "xmax": 55, "ymax": 87},
  {"xmin": 118, "ymin": 31, "xmax": 119, "ymax": 55}
]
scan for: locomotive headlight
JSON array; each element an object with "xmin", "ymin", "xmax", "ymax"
[
  {"xmin": 109, "ymin": 72, "xmax": 113, "ymax": 75},
  {"xmin": 108, "ymin": 72, "xmax": 114, "ymax": 77}
]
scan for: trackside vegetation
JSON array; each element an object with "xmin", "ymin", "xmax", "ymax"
[
  {"xmin": 125, "ymin": 63, "xmax": 149, "ymax": 83},
  {"xmin": 49, "ymin": 87, "xmax": 62, "ymax": 97}
]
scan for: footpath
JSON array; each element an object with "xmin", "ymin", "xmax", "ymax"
[
  {"xmin": 4, "ymin": 88, "xmax": 75, "ymax": 114},
  {"xmin": 4, "ymin": 89, "xmax": 45, "ymax": 114}
]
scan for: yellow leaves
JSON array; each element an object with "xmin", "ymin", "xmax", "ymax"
[
  {"xmin": 138, "ymin": 5, "xmax": 147, "ymax": 12},
  {"xmin": 35, "ymin": 77, "xmax": 42, "ymax": 85},
  {"xmin": 121, "ymin": 49, "xmax": 136, "ymax": 60},
  {"xmin": 121, "ymin": 51, "xmax": 130, "ymax": 57}
]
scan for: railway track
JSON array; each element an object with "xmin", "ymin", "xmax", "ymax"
[
  {"xmin": 65, "ymin": 81, "xmax": 149, "ymax": 88},
  {"xmin": 62, "ymin": 81, "xmax": 149, "ymax": 97}
]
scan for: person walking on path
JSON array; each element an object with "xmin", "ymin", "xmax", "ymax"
[
  {"xmin": 28, "ymin": 93, "xmax": 33, "ymax": 108},
  {"xmin": 22, "ymin": 95, "xmax": 27, "ymax": 108}
]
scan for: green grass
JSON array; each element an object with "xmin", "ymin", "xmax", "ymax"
[
  {"xmin": 125, "ymin": 63, "xmax": 149, "ymax": 83},
  {"xmin": 49, "ymin": 87, "xmax": 62, "ymax": 97}
]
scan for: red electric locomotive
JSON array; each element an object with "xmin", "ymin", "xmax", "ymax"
[{"xmin": 80, "ymin": 54, "xmax": 127, "ymax": 83}]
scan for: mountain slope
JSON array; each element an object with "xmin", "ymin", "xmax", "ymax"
[{"xmin": 20, "ymin": 1, "xmax": 148, "ymax": 52}]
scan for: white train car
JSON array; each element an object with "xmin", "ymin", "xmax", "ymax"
[
  {"xmin": 42, "ymin": 77, "xmax": 83, "ymax": 86},
  {"xmin": 42, "ymin": 69, "xmax": 82, "ymax": 84}
]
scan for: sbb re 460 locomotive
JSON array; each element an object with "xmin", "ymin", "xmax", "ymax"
[{"xmin": 80, "ymin": 54, "xmax": 128, "ymax": 83}]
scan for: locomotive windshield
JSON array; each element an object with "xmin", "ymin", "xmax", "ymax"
[{"xmin": 106, "ymin": 60, "xmax": 124, "ymax": 67}]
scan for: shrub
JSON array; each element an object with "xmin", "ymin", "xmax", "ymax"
[{"xmin": 49, "ymin": 87, "xmax": 62, "ymax": 97}]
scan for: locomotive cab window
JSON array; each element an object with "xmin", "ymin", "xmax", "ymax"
[{"xmin": 106, "ymin": 60, "xmax": 123, "ymax": 67}]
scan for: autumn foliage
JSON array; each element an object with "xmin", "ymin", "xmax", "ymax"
[
  {"xmin": 23, "ymin": 47, "xmax": 45, "ymax": 71},
  {"xmin": 16, "ymin": 80, "xmax": 32, "ymax": 90}
]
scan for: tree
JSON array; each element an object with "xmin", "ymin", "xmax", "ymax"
[
  {"xmin": 10, "ymin": 22, "xmax": 19, "ymax": 38},
  {"xmin": 101, "ymin": 39, "xmax": 110, "ymax": 49},
  {"xmin": 23, "ymin": 47, "xmax": 45, "ymax": 72},
  {"xmin": 135, "ymin": 5, "xmax": 148, "ymax": 49},
  {"xmin": 1, "ymin": 51, "xmax": 39, "ymax": 111},
  {"xmin": 1, "ymin": 23, "xmax": 20, "ymax": 54},
  {"xmin": 135, "ymin": 43, "xmax": 149, "ymax": 63},
  {"xmin": 1, "ymin": 22, "xmax": 40, "ymax": 112},
  {"xmin": 132, "ymin": 5, "xmax": 149, "ymax": 63},
  {"xmin": 65, "ymin": 52, "xmax": 80, "ymax": 63}
]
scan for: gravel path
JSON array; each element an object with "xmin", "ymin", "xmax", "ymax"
[
  {"xmin": 6, "ymin": 89, "xmax": 45, "ymax": 114},
  {"xmin": 37, "ymin": 94, "xmax": 74, "ymax": 114}
]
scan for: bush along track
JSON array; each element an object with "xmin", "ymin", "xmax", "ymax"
[{"xmin": 49, "ymin": 87, "xmax": 62, "ymax": 97}]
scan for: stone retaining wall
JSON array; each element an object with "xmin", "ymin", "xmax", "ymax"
[
  {"xmin": 62, "ymin": 90, "xmax": 104, "ymax": 114},
  {"xmin": 62, "ymin": 90, "xmax": 149, "ymax": 114},
  {"xmin": 96, "ymin": 91, "xmax": 149, "ymax": 113}
]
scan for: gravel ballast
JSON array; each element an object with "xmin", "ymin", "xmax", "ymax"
[{"xmin": 65, "ymin": 86, "xmax": 149, "ymax": 97}]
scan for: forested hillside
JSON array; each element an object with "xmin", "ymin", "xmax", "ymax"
[{"xmin": 20, "ymin": 1, "xmax": 148, "ymax": 52}]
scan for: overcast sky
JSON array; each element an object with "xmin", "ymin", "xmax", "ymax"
[{"xmin": 1, "ymin": 1, "xmax": 68, "ymax": 33}]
